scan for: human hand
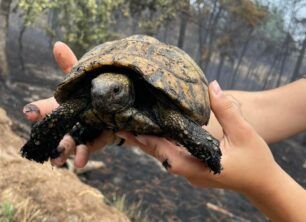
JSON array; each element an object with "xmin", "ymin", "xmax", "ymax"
[
  {"xmin": 116, "ymin": 81, "xmax": 282, "ymax": 193},
  {"xmin": 22, "ymin": 42, "xmax": 115, "ymax": 168}
]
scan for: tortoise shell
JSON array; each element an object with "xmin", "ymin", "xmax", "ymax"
[{"xmin": 54, "ymin": 35, "xmax": 211, "ymax": 125}]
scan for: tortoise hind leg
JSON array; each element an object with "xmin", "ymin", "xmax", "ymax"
[{"xmin": 155, "ymin": 106, "xmax": 222, "ymax": 174}]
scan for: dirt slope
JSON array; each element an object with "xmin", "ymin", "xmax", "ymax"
[{"xmin": 0, "ymin": 107, "xmax": 130, "ymax": 222}]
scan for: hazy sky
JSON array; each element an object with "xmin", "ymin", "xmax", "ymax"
[
  {"xmin": 258, "ymin": 0, "xmax": 306, "ymax": 40},
  {"xmin": 260, "ymin": 0, "xmax": 306, "ymax": 21}
]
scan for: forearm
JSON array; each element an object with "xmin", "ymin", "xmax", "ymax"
[
  {"xmin": 206, "ymin": 79, "xmax": 306, "ymax": 143},
  {"xmin": 244, "ymin": 165, "xmax": 306, "ymax": 222}
]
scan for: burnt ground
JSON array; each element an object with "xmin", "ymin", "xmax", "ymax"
[{"xmin": 1, "ymin": 25, "xmax": 305, "ymax": 222}]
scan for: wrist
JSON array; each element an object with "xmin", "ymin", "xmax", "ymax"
[
  {"xmin": 241, "ymin": 164, "xmax": 306, "ymax": 222},
  {"xmin": 241, "ymin": 162, "xmax": 284, "ymax": 198}
]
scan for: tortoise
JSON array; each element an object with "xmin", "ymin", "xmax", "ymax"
[{"xmin": 21, "ymin": 35, "xmax": 222, "ymax": 174}]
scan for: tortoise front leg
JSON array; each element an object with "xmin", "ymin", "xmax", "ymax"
[
  {"xmin": 156, "ymin": 106, "xmax": 222, "ymax": 174},
  {"xmin": 69, "ymin": 122, "xmax": 105, "ymax": 146},
  {"xmin": 20, "ymin": 100, "xmax": 87, "ymax": 163}
]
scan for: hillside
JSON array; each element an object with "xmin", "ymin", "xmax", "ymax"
[{"xmin": 0, "ymin": 107, "xmax": 129, "ymax": 222}]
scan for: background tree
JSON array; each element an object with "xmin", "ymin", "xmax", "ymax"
[
  {"xmin": 177, "ymin": 0, "xmax": 190, "ymax": 48},
  {"xmin": 129, "ymin": 0, "xmax": 182, "ymax": 36},
  {"xmin": 0, "ymin": 0, "xmax": 13, "ymax": 82},
  {"xmin": 18, "ymin": 0, "xmax": 123, "ymax": 58},
  {"xmin": 12, "ymin": 0, "xmax": 306, "ymax": 89},
  {"xmin": 287, "ymin": 0, "xmax": 306, "ymax": 81},
  {"xmin": 259, "ymin": 6, "xmax": 287, "ymax": 89},
  {"xmin": 292, "ymin": 33, "xmax": 306, "ymax": 80},
  {"xmin": 224, "ymin": 0, "xmax": 267, "ymax": 88}
]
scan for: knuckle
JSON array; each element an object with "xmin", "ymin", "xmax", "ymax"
[
  {"xmin": 62, "ymin": 135, "xmax": 75, "ymax": 149},
  {"xmin": 213, "ymin": 94, "xmax": 241, "ymax": 114},
  {"xmin": 223, "ymin": 98, "xmax": 239, "ymax": 112}
]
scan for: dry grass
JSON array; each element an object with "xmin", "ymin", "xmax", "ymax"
[
  {"xmin": 107, "ymin": 194, "xmax": 149, "ymax": 222},
  {"xmin": 0, "ymin": 201, "xmax": 14, "ymax": 222},
  {"xmin": 0, "ymin": 189, "xmax": 46, "ymax": 222},
  {"xmin": 0, "ymin": 107, "xmax": 130, "ymax": 222}
]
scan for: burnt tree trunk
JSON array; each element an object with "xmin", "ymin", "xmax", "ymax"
[
  {"xmin": 0, "ymin": 0, "xmax": 12, "ymax": 82},
  {"xmin": 230, "ymin": 28, "xmax": 253, "ymax": 88},
  {"xmin": 177, "ymin": 12, "xmax": 188, "ymax": 49},
  {"xmin": 131, "ymin": 12, "xmax": 141, "ymax": 34},
  {"xmin": 291, "ymin": 34, "xmax": 306, "ymax": 81},
  {"xmin": 162, "ymin": 19, "xmax": 170, "ymax": 42},
  {"xmin": 47, "ymin": 8, "xmax": 60, "ymax": 49},
  {"xmin": 303, "ymin": 134, "xmax": 306, "ymax": 146},
  {"xmin": 262, "ymin": 51, "xmax": 280, "ymax": 89},
  {"xmin": 18, "ymin": 24, "xmax": 26, "ymax": 73},
  {"xmin": 276, "ymin": 51, "xmax": 288, "ymax": 87},
  {"xmin": 197, "ymin": 12, "xmax": 205, "ymax": 68},
  {"xmin": 276, "ymin": 33, "xmax": 291, "ymax": 86},
  {"xmin": 203, "ymin": 5, "xmax": 223, "ymax": 71},
  {"xmin": 177, "ymin": 1, "xmax": 190, "ymax": 49},
  {"xmin": 244, "ymin": 60, "xmax": 257, "ymax": 85},
  {"xmin": 202, "ymin": 0, "xmax": 218, "ymax": 45},
  {"xmin": 216, "ymin": 53, "xmax": 225, "ymax": 82}
]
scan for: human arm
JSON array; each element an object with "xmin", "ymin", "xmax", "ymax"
[
  {"xmin": 206, "ymin": 78, "xmax": 306, "ymax": 143},
  {"xmin": 246, "ymin": 167, "xmax": 306, "ymax": 222},
  {"xmin": 115, "ymin": 81, "xmax": 306, "ymax": 222}
]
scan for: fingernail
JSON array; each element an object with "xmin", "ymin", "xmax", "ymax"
[
  {"xmin": 57, "ymin": 146, "xmax": 65, "ymax": 153},
  {"xmin": 162, "ymin": 159, "xmax": 171, "ymax": 170},
  {"xmin": 50, "ymin": 146, "xmax": 64, "ymax": 159},
  {"xmin": 54, "ymin": 41, "xmax": 64, "ymax": 46},
  {"xmin": 23, "ymin": 104, "xmax": 41, "ymax": 119},
  {"xmin": 211, "ymin": 80, "xmax": 222, "ymax": 96}
]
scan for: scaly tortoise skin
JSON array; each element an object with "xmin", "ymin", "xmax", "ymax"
[{"xmin": 21, "ymin": 35, "xmax": 222, "ymax": 174}]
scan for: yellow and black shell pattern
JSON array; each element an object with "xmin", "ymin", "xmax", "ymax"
[{"xmin": 54, "ymin": 35, "xmax": 211, "ymax": 125}]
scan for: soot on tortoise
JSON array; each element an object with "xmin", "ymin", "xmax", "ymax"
[{"xmin": 20, "ymin": 35, "xmax": 222, "ymax": 174}]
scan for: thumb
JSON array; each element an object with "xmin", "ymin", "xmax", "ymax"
[
  {"xmin": 53, "ymin": 41, "xmax": 78, "ymax": 74},
  {"xmin": 209, "ymin": 81, "xmax": 249, "ymax": 139}
]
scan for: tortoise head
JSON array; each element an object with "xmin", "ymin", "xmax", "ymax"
[{"xmin": 91, "ymin": 73, "xmax": 134, "ymax": 113}]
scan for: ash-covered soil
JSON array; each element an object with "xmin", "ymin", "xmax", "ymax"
[{"xmin": 1, "ymin": 25, "xmax": 305, "ymax": 222}]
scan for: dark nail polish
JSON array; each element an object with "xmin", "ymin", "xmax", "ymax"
[
  {"xmin": 162, "ymin": 159, "xmax": 171, "ymax": 170},
  {"xmin": 50, "ymin": 146, "xmax": 64, "ymax": 159},
  {"xmin": 23, "ymin": 104, "xmax": 41, "ymax": 115},
  {"xmin": 57, "ymin": 146, "xmax": 65, "ymax": 153}
]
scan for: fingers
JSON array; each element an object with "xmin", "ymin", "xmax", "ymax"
[
  {"xmin": 209, "ymin": 81, "xmax": 251, "ymax": 140},
  {"xmin": 51, "ymin": 130, "xmax": 114, "ymax": 168},
  {"xmin": 87, "ymin": 130, "xmax": 115, "ymax": 152},
  {"xmin": 51, "ymin": 135, "xmax": 76, "ymax": 166},
  {"xmin": 117, "ymin": 132, "xmax": 210, "ymax": 177},
  {"xmin": 53, "ymin": 41, "xmax": 78, "ymax": 74},
  {"xmin": 74, "ymin": 144, "xmax": 89, "ymax": 168},
  {"xmin": 23, "ymin": 97, "xmax": 59, "ymax": 121},
  {"xmin": 138, "ymin": 135, "xmax": 211, "ymax": 177},
  {"xmin": 50, "ymin": 135, "xmax": 90, "ymax": 168}
]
